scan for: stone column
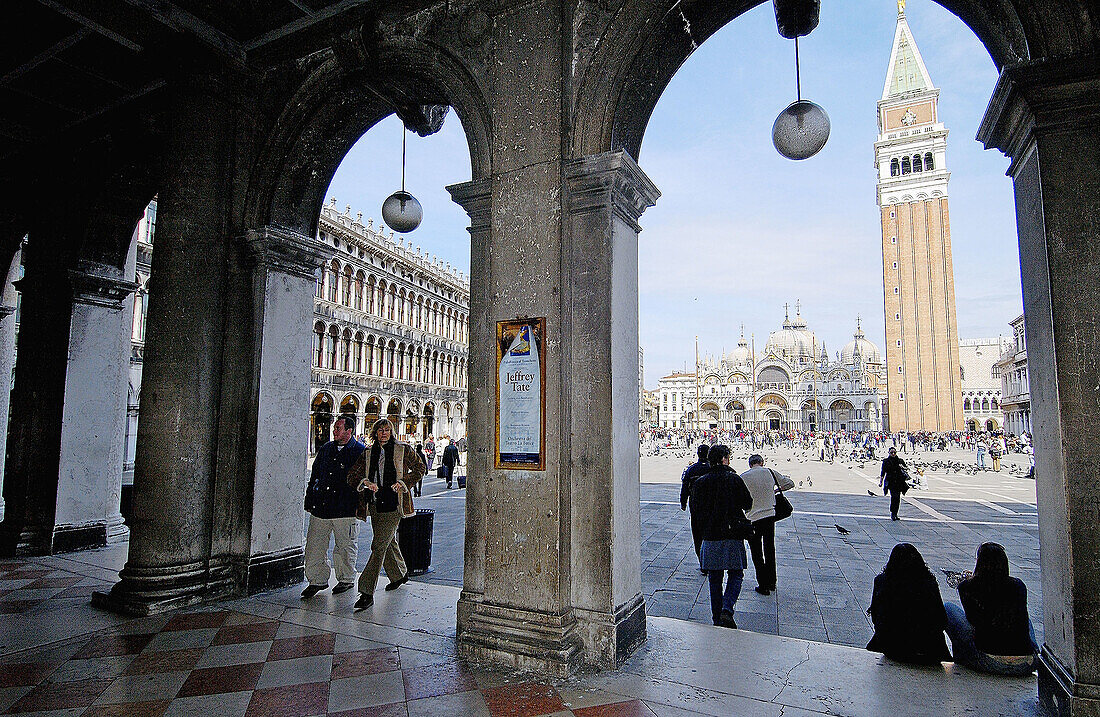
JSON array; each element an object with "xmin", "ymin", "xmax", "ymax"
[
  {"xmin": 0, "ymin": 248, "xmax": 21, "ymax": 523},
  {"xmin": 562, "ymin": 151, "xmax": 658, "ymax": 667},
  {"xmin": 53, "ymin": 261, "xmax": 138, "ymax": 551},
  {"xmin": 96, "ymin": 76, "xmax": 239, "ymax": 614},
  {"xmin": 0, "ymin": 248, "xmax": 75, "ymax": 555},
  {"xmin": 449, "ymin": 150, "xmax": 658, "ymax": 675},
  {"xmin": 242, "ymin": 226, "xmax": 331, "ymax": 592},
  {"xmin": 978, "ymin": 58, "xmax": 1100, "ymax": 717}
]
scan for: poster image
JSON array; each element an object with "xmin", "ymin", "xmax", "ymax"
[{"xmin": 496, "ymin": 318, "xmax": 546, "ymax": 470}]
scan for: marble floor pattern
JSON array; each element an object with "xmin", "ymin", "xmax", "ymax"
[{"xmin": 0, "ymin": 549, "xmax": 1039, "ymax": 716}]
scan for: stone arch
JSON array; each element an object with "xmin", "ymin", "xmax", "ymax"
[
  {"xmin": 571, "ymin": 0, "xmax": 1043, "ymax": 161},
  {"xmin": 246, "ymin": 38, "xmax": 493, "ymax": 237}
]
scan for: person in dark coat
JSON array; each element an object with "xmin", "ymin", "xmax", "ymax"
[
  {"xmin": 866, "ymin": 543, "xmax": 952, "ymax": 664},
  {"xmin": 302, "ymin": 414, "xmax": 366, "ymax": 598},
  {"xmin": 441, "ymin": 439, "xmax": 460, "ymax": 489},
  {"xmin": 691, "ymin": 444, "xmax": 753, "ymax": 628},
  {"xmin": 412, "ymin": 443, "xmax": 428, "ymax": 497},
  {"xmin": 680, "ymin": 444, "xmax": 711, "ymax": 565},
  {"xmin": 945, "ymin": 542, "xmax": 1038, "ymax": 675},
  {"xmin": 879, "ymin": 446, "xmax": 910, "ymax": 520}
]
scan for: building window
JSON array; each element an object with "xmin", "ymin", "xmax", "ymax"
[
  {"xmin": 891, "ymin": 237, "xmax": 897, "ymax": 244},
  {"xmin": 896, "ymin": 340, "xmax": 901, "ymax": 347},
  {"xmin": 895, "ymin": 313, "xmax": 900, "ymax": 320},
  {"xmin": 913, "ymin": 154, "xmax": 923, "ymax": 172},
  {"xmin": 890, "ymin": 210, "xmax": 895, "ymax": 218},
  {"xmin": 892, "ymin": 261, "xmax": 897, "ymax": 269},
  {"xmin": 890, "ymin": 158, "xmax": 900, "ymax": 176},
  {"xmin": 924, "ymin": 152, "xmax": 934, "ymax": 170},
  {"xmin": 901, "ymin": 157, "xmax": 911, "ymax": 174},
  {"xmin": 899, "ymin": 393, "xmax": 904, "ymax": 401},
  {"xmin": 894, "ymin": 287, "xmax": 899, "ymax": 294},
  {"xmin": 897, "ymin": 366, "xmax": 903, "ymax": 373}
]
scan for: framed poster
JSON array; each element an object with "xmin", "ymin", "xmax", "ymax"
[{"xmin": 496, "ymin": 317, "xmax": 546, "ymax": 470}]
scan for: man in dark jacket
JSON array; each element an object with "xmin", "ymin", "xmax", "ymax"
[
  {"xmin": 302, "ymin": 414, "xmax": 366, "ymax": 598},
  {"xmin": 441, "ymin": 438, "xmax": 460, "ymax": 488},
  {"xmin": 680, "ymin": 444, "xmax": 711, "ymax": 564},
  {"xmin": 879, "ymin": 446, "xmax": 910, "ymax": 521}
]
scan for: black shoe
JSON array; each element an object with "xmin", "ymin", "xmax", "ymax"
[
  {"xmin": 891, "ymin": 514, "xmax": 900, "ymax": 521},
  {"xmin": 301, "ymin": 584, "xmax": 326, "ymax": 599},
  {"xmin": 754, "ymin": 585, "xmax": 771, "ymax": 595},
  {"xmin": 718, "ymin": 610, "xmax": 737, "ymax": 628},
  {"xmin": 353, "ymin": 593, "xmax": 374, "ymax": 611},
  {"xmin": 332, "ymin": 582, "xmax": 354, "ymax": 595},
  {"xmin": 385, "ymin": 574, "xmax": 409, "ymax": 591}
]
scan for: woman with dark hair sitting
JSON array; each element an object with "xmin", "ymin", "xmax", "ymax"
[
  {"xmin": 945, "ymin": 542, "xmax": 1038, "ymax": 675},
  {"xmin": 866, "ymin": 543, "xmax": 952, "ymax": 664}
]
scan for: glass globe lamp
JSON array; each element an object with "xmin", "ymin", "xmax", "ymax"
[
  {"xmin": 772, "ymin": 99, "xmax": 830, "ymax": 160},
  {"xmin": 381, "ymin": 190, "xmax": 422, "ymax": 233}
]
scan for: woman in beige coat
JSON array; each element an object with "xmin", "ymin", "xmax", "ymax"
[{"xmin": 347, "ymin": 418, "xmax": 426, "ymax": 610}]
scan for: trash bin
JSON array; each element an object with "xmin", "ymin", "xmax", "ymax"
[{"xmin": 397, "ymin": 509, "xmax": 434, "ymax": 575}]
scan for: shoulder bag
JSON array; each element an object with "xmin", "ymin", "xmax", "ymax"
[{"xmin": 769, "ymin": 469, "xmax": 794, "ymax": 521}]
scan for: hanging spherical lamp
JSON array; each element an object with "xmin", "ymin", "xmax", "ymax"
[
  {"xmin": 773, "ymin": 99, "xmax": 830, "ymax": 160},
  {"xmin": 382, "ymin": 126, "xmax": 423, "ymax": 233},
  {"xmin": 382, "ymin": 191, "xmax": 422, "ymax": 233},
  {"xmin": 771, "ymin": 22, "xmax": 830, "ymax": 161}
]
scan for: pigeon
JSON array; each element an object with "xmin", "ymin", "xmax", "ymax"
[
  {"xmin": 867, "ymin": 490, "xmax": 876, "ymax": 496},
  {"xmin": 807, "ymin": 479, "xmax": 813, "ymax": 487},
  {"xmin": 798, "ymin": 481, "xmax": 804, "ymax": 488},
  {"xmin": 835, "ymin": 524, "xmax": 850, "ymax": 535},
  {"xmin": 942, "ymin": 569, "xmax": 971, "ymax": 589}
]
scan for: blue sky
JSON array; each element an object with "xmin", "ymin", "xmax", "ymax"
[{"xmin": 326, "ymin": 0, "xmax": 1022, "ymax": 389}]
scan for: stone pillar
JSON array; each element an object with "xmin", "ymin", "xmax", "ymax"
[
  {"xmin": 53, "ymin": 262, "xmax": 138, "ymax": 551},
  {"xmin": 978, "ymin": 58, "xmax": 1100, "ymax": 717},
  {"xmin": 449, "ymin": 150, "xmax": 658, "ymax": 675},
  {"xmin": 242, "ymin": 226, "xmax": 331, "ymax": 592},
  {"xmin": 0, "ymin": 248, "xmax": 75, "ymax": 555},
  {"xmin": 97, "ymin": 77, "xmax": 239, "ymax": 614},
  {"xmin": 0, "ymin": 248, "xmax": 21, "ymax": 523},
  {"xmin": 563, "ymin": 151, "xmax": 657, "ymax": 667}
]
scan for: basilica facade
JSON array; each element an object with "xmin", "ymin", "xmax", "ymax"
[{"xmin": 657, "ymin": 307, "xmax": 887, "ymax": 433}]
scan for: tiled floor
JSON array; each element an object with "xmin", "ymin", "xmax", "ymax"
[{"xmin": 0, "ymin": 550, "xmax": 1039, "ymax": 716}]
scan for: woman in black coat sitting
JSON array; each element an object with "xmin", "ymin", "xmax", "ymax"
[
  {"xmin": 945, "ymin": 542, "xmax": 1038, "ymax": 675},
  {"xmin": 879, "ymin": 447, "xmax": 909, "ymax": 520},
  {"xmin": 867, "ymin": 543, "xmax": 952, "ymax": 664},
  {"xmin": 691, "ymin": 444, "xmax": 753, "ymax": 629}
]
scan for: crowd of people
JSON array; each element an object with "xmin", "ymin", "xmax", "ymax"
[
  {"xmin": 645, "ymin": 426, "xmax": 1033, "ymax": 475},
  {"xmin": 679, "ymin": 440, "xmax": 1038, "ymax": 675}
]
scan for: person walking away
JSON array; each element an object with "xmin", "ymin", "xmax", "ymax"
[
  {"xmin": 347, "ymin": 418, "xmax": 426, "ymax": 610},
  {"xmin": 302, "ymin": 414, "xmax": 365, "ymax": 598},
  {"xmin": 740, "ymin": 454, "xmax": 794, "ymax": 595},
  {"xmin": 412, "ymin": 443, "xmax": 428, "ymax": 496},
  {"xmin": 866, "ymin": 543, "xmax": 951, "ymax": 664},
  {"xmin": 944, "ymin": 542, "xmax": 1038, "ymax": 675},
  {"xmin": 679, "ymin": 444, "xmax": 711, "ymax": 567},
  {"xmin": 879, "ymin": 447, "xmax": 909, "ymax": 521},
  {"xmin": 441, "ymin": 437, "xmax": 460, "ymax": 489},
  {"xmin": 692, "ymin": 444, "xmax": 753, "ymax": 628}
]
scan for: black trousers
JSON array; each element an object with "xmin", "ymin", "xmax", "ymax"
[
  {"xmin": 889, "ymin": 489, "xmax": 901, "ymax": 517},
  {"xmin": 748, "ymin": 517, "xmax": 777, "ymax": 589},
  {"xmin": 689, "ymin": 507, "xmax": 703, "ymax": 559}
]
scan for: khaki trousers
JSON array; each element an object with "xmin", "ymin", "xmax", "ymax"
[
  {"xmin": 304, "ymin": 515, "xmax": 359, "ymax": 586},
  {"xmin": 357, "ymin": 505, "xmax": 407, "ymax": 595}
]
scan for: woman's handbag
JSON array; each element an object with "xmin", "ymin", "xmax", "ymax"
[{"xmin": 769, "ymin": 469, "xmax": 794, "ymax": 521}]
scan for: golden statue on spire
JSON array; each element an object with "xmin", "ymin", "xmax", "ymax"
[{"xmin": 898, "ymin": 0, "xmax": 906, "ymax": 14}]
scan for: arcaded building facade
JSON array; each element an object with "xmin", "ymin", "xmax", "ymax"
[
  {"xmin": 310, "ymin": 201, "xmax": 468, "ymax": 449},
  {"xmin": 877, "ymin": 6, "xmax": 964, "ymax": 432}
]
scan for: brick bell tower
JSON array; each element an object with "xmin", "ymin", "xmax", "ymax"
[{"xmin": 876, "ymin": 0, "xmax": 963, "ymax": 432}]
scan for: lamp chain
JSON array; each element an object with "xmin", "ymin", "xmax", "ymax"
[
  {"xmin": 795, "ymin": 36, "xmax": 802, "ymax": 101},
  {"xmin": 401, "ymin": 126, "xmax": 407, "ymax": 192}
]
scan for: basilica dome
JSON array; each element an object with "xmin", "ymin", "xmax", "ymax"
[
  {"xmin": 765, "ymin": 306, "xmax": 817, "ymax": 360},
  {"xmin": 841, "ymin": 320, "xmax": 882, "ymax": 364},
  {"xmin": 726, "ymin": 334, "xmax": 752, "ymax": 366}
]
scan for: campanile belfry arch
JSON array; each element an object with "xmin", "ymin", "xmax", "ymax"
[{"xmin": 1, "ymin": 1, "xmax": 1100, "ymax": 713}]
